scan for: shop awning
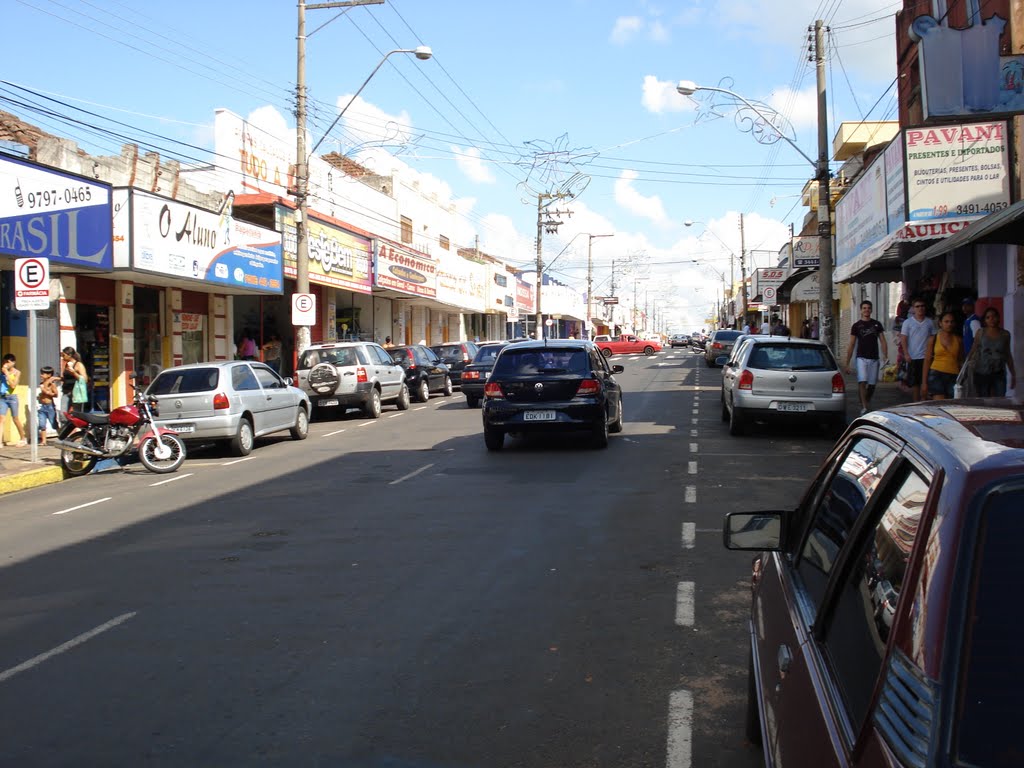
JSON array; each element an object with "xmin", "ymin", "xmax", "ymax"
[
  {"xmin": 834, "ymin": 216, "xmax": 978, "ymax": 283},
  {"xmin": 902, "ymin": 199, "xmax": 1024, "ymax": 267},
  {"xmin": 777, "ymin": 268, "xmax": 813, "ymax": 303}
]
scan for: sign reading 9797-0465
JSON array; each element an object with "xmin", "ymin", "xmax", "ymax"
[{"xmin": 0, "ymin": 152, "xmax": 113, "ymax": 270}]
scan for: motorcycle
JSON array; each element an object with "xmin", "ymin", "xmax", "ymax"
[{"xmin": 52, "ymin": 374, "xmax": 186, "ymax": 476}]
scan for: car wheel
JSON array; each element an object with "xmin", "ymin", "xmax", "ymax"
[
  {"xmin": 364, "ymin": 388, "xmax": 382, "ymax": 419},
  {"xmin": 484, "ymin": 426, "xmax": 504, "ymax": 451},
  {"xmin": 396, "ymin": 384, "xmax": 411, "ymax": 411},
  {"xmin": 601, "ymin": 347, "xmax": 613, "ymax": 358},
  {"xmin": 609, "ymin": 398, "xmax": 624, "ymax": 433},
  {"xmin": 705, "ymin": 358, "xmax": 715, "ymax": 368},
  {"xmin": 643, "ymin": 346, "xmax": 655, "ymax": 355},
  {"xmin": 290, "ymin": 407, "xmax": 309, "ymax": 440},
  {"xmin": 591, "ymin": 414, "xmax": 610, "ymax": 449},
  {"xmin": 728, "ymin": 401, "xmax": 746, "ymax": 436},
  {"xmin": 466, "ymin": 395, "xmax": 480, "ymax": 408},
  {"xmin": 230, "ymin": 418, "xmax": 254, "ymax": 456},
  {"xmin": 745, "ymin": 648, "xmax": 762, "ymax": 745},
  {"xmin": 416, "ymin": 378, "xmax": 430, "ymax": 402},
  {"xmin": 442, "ymin": 376, "xmax": 453, "ymax": 396}
]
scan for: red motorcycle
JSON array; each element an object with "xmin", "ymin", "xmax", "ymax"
[{"xmin": 53, "ymin": 375, "xmax": 186, "ymax": 476}]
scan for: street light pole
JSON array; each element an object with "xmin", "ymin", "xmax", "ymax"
[
  {"xmin": 295, "ymin": 0, "xmax": 429, "ymax": 355},
  {"xmin": 586, "ymin": 232, "xmax": 614, "ymax": 338}
]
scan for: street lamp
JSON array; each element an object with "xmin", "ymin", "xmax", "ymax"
[
  {"xmin": 584, "ymin": 233, "xmax": 614, "ymax": 337},
  {"xmin": 677, "ymin": 78, "xmax": 833, "ymax": 350},
  {"xmin": 685, "ymin": 219, "xmax": 742, "ymax": 327},
  {"xmin": 294, "ymin": 0, "xmax": 432, "ymax": 354}
]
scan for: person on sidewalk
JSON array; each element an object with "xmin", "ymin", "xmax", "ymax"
[
  {"xmin": 967, "ymin": 306, "xmax": 1018, "ymax": 397},
  {"xmin": 961, "ymin": 297, "xmax": 982, "ymax": 358},
  {"xmin": 922, "ymin": 311, "xmax": 963, "ymax": 400},
  {"xmin": 844, "ymin": 300, "xmax": 889, "ymax": 415},
  {"xmin": 0, "ymin": 354, "xmax": 27, "ymax": 447},
  {"xmin": 37, "ymin": 366, "xmax": 60, "ymax": 445},
  {"xmin": 899, "ymin": 298, "xmax": 936, "ymax": 402}
]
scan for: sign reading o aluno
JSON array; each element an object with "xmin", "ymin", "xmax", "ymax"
[
  {"xmin": 292, "ymin": 293, "xmax": 317, "ymax": 326},
  {"xmin": 14, "ymin": 257, "xmax": 51, "ymax": 310}
]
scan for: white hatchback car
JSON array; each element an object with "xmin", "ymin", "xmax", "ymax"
[{"xmin": 719, "ymin": 336, "xmax": 846, "ymax": 436}]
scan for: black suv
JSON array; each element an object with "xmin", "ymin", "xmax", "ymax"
[
  {"xmin": 389, "ymin": 345, "xmax": 453, "ymax": 402},
  {"xmin": 429, "ymin": 341, "xmax": 479, "ymax": 387}
]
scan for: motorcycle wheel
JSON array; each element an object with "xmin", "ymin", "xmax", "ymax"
[
  {"xmin": 138, "ymin": 433, "xmax": 186, "ymax": 474},
  {"xmin": 60, "ymin": 432, "xmax": 99, "ymax": 477}
]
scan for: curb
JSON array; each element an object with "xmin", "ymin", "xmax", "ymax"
[{"xmin": 0, "ymin": 465, "xmax": 64, "ymax": 496}]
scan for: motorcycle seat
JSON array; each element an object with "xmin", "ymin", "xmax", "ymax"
[{"xmin": 75, "ymin": 411, "xmax": 110, "ymax": 425}]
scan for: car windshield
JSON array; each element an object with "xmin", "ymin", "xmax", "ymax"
[
  {"xmin": 492, "ymin": 348, "xmax": 589, "ymax": 375},
  {"xmin": 148, "ymin": 367, "xmax": 219, "ymax": 395},
  {"xmin": 746, "ymin": 344, "xmax": 835, "ymax": 371}
]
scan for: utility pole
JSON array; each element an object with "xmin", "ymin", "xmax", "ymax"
[
  {"xmin": 534, "ymin": 192, "xmax": 572, "ymax": 338},
  {"xmin": 814, "ymin": 19, "xmax": 834, "ymax": 351},
  {"xmin": 739, "ymin": 213, "xmax": 748, "ymax": 327},
  {"xmin": 586, "ymin": 233, "xmax": 614, "ymax": 339}
]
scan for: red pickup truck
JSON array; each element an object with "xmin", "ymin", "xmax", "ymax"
[{"xmin": 594, "ymin": 334, "xmax": 662, "ymax": 357}]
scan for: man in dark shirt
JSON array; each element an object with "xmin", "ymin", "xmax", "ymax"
[{"xmin": 844, "ymin": 300, "xmax": 889, "ymax": 415}]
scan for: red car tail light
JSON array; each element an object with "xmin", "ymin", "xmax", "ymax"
[
  {"xmin": 713, "ymin": 342, "xmax": 723, "ymax": 350},
  {"xmin": 462, "ymin": 350, "xmax": 471, "ymax": 362},
  {"xmin": 213, "ymin": 392, "xmax": 231, "ymax": 410},
  {"xmin": 738, "ymin": 370, "xmax": 754, "ymax": 390},
  {"xmin": 462, "ymin": 370, "xmax": 481, "ymax": 381},
  {"xmin": 575, "ymin": 379, "xmax": 602, "ymax": 396},
  {"xmin": 356, "ymin": 366, "xmax": 368, "ymax": 383},
  {"xmin": 832, "ymin": 373, "xmax": 845, "ymax": 393},
  {"xmin": 484, "ymin": 382, "xmax": 504, "ymax": 399}
]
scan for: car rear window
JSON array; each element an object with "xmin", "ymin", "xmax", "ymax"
[
  {"xmin": 714, "ymin": 331, "xmax": 743, "ymax": 341},
  {"xmin": 746, "ymin": 344, "xmax": 835, "ymax": 371},
  {"xmin": 473, "ymin": 345, "xmax": 504, "ymax": 364},
  {"xmin": 148, "ymin": 367, "xmax": 219, "ymax": 395},
  {"xmin": 493, "ymin": 348, "xmax": 589, "ymax": 375},
  {"xmin": 299, "ymin": 347, "xmax": 361, "ymax": 369},
  {"xmin": 430, "ymin": 345, "xmax": 461, "ymax": 360}
]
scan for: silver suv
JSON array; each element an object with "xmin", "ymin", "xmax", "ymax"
[{"xmin": 294, "ymin": 341, "xmax": 410, "ymax": 419}]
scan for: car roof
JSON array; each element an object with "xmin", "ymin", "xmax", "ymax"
[
  {"xmin": 499, "ymin": 339, "xmax": 594, "ymax": 351},
  {"xmin": 305, "ymin": 341, "xmax": 370, "ymax": 348},
  {"xmin": 152, "ymin": 361, "xmax": 261, "ymax": 371}
]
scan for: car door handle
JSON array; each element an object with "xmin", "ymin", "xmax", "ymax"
[{"xmin": 343, "ymin": 371, "xmax": 355, "ymax": 376}]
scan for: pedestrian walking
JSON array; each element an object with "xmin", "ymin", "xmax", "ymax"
[
  {"xmin": 0, "ymin": 354, "xmax": 27, "ymax": 447},
  {"xmin": 922, "ymin": 311, "xmax": 963, "ymax": 400},
  {"xmin": 967, "ymin": 306, "xmax": 1017, "ymax": 397},
  {"xmin": 844, "ymin": 300, "xmax": 889, "ymax": 414},
  {"xmin": 60, "ymin": 347, "xmax": 89, "ymax": 418},
  {"xmin": 961, "ymin": 297, "xmax": 982, "ymax": 358},
  {"xmin": 37, "ymin": 366, "xmax": 60, "ymax": 445},
  {"xmin": 899, "ymin": 298, "xmax": 936, "ymax": 402}
]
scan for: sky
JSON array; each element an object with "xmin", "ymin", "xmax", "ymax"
[{"xmin": 2, "ymin": 0, "xmax": 901, "ymax": 332}]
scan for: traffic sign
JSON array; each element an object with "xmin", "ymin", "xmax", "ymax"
[
  {"xmin": 763, "ymin": 286, "xmax": 777, "ymax": 301},
  {"xmin": 15, "ymin": 257, "xmax": 50, "ymax": 311},
  {"xmin": 291, "ymin": 293, "xmax": 317, "ymax": 326}
]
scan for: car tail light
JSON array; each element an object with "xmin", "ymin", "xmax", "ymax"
[
  {"xmin": 575, "ymin": 379, "xmax": 602, "ymax": 396},
  {"xmin": 463, "ymin": 370, "xmax": 481, "ymax": 381},
  {"xmin": 405, "ymin": 350, "xmax": 417, "ymax": 370},
  {"xmin": 832, "ymin": 373, "xmax": 845, "ymax": 393},
  {"xmin": 462, "ymin": 349, "xmax": 471, "ymax": 362},
  {"xmin": 484, "ymin": 382, "xmax": 504, "ymax": 399},
  {"xmin": 356, "ymin": 366, "xmax": 368, "ymax": 383},
  {"xmin": 712, "ymin": 342, "xmax": 723, "ymax": 350},
  {"xmin": 213, "ymin": 392, "xmax": 231, "ymax": 410},
  {"xmin": 738, "ymin": 370, "xmax": 754, "ymax": 390}
]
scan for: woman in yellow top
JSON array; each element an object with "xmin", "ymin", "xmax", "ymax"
[{"xmin": 922, "ymin": 311, "xmax": 963, "ymax": 400}]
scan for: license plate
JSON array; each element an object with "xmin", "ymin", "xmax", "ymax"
[
  {"xmin": 524, "ymin": 410, "xmax": 556, "ymax": 422},
  {"xmin": 167, "ymin": 424, "xmax": 195, "ymax": 433},
  {"xmin": 777, "ymin": 402, "xmax": 808, "ymax": 413},
  {"xmin": 318, "ymin": 398, "xmax": 339, "ymax": 407}
]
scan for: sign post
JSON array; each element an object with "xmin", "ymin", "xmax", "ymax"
[{"xmin": 15, "ymin": 257, "xmax": 51, "ymax": 463}]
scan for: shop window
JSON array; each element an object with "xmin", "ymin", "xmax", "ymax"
[{"xmin": 401, "ymin": 216, "xmax": 412, "ymax": 245}]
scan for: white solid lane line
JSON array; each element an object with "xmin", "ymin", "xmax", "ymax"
[
  {"xmin": 389, "ymin": 463, "xmax": 434, "ymax": 486},
  {"xmin": 666, "ymin": 689, "xmax": 694, "ymax": 768},
  {"xmin": 53, "ymin": 497, "xmax": 112, "ymax": 516},
  {"xmin": 322, "ymin": 428, "xmax": 347, "ymax": 437},
  {"xmin": 222, "ymin": 456, "xmax": 256, "ymax": 466},
  {"xmin": 0, "ymin": 612, "xmax": 137, "ymax": 684},
  {"xmin": 149, "ymin": 473, "xmax": 193, "ymax": 487}
]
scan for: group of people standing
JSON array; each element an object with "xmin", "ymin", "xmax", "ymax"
[
  {"xmin": 844, "ymin": 296, "xmax": 1017, "ymax": 414},
  {"xmin": 0, "ymin": 347, "xmax": 89, "ymax": 448}
]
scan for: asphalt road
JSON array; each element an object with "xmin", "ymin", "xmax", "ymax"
[{"xmin": 0, "ymin": 348, "xmax": 839, "ymax": 767}]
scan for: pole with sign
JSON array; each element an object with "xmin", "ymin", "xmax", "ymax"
[{"xmin": 15, "ymin": 258, "xmax": 51, "ymax": 463}]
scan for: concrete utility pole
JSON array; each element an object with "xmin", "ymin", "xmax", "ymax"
[
  {"xmin": 814, "ymin": 19, "xmax": 835, "ymax": 351},
  {"xmin": 534, "ymin": 192, "xmax": 572, "ymax": 338},
  {"xmin": 586, "ymin": 233, "xmax": 614, "ymax": 338},
  {"xmin": 739, "ymin": 213, "xmax": 748, "ymax": 326}
]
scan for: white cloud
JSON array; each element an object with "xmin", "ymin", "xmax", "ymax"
[
  {"xmin": 615, "ymin": 170, "xmax": 668, "ymax": 225},
  {"xmin": 641, "ymin": 75, "xmax": 691, "ymax": 114},
  {"xmin": 452, "ymin": 145, "xmax": 495, "ymax": 184},
  {"xmin": 649, "ymin": 20, "xmax": 669, "ymax": 42},
  {"xmin": 767, "ymin": 86, "xmax": 818, "ymax": 132},
  {"xmin": 611, "ymin": 16, "xmax": 644, "ymax": 45}
]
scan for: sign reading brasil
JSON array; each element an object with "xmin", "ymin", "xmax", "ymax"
[{"xmin": 0, "ymin": 153, "xmax": 113, "ymax": 269}]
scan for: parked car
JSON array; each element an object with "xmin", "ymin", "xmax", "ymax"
[
  {"xmin": 429, "ymin": 341, "xmax": 479, "ymax": 387},
  {"xmin": 294, "ymin": 341, "xmax": 409, "ymax": 418},
  {"xmin": 719, "ymin": 336, "xmax": 846, "ymax": 436},
  {"xmin": 722, "ymin": 400, "xmax": 1024, "ymax": 768},
  {"xmin": 146, "ymin": 361, "xmax": 310, "ymax": 456},
  {"xmin": 389, "ymin": 345, "xmax": 453, "ymax": 402},
  {"xmin": 704, "ymin": 329, "xmax": 743, "ymax": 367},
  {"xmin": 669, "ymin": 334, "xmax": 689, "ymax": 348},
  {"xmin": 481, "ymin": 339, "xmax": 624, "ymax": 450},
  {"xmin": 461, "ymin": 341, "xmax": 507, "ymax": 408}
]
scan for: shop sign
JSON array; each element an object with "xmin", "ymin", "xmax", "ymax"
[
  {"xmin": 276, "ymin": 207, "xmax": 372, "ymax": 294},
  {"xmin": 790, "ymin": 270, "xmax": 838, "ymax": 302},
  {"xmin": 904, "ymin": 120, "xmax": 1010, "ymax": 221},
  {"xmin": 0, "ymin": 153, "xmax": 113, "ymax": 269},
  {"xmin": 753, "ymin": 267, "xmax": 787, "ymax": 297},
  {"xmin": 214, "ymin": 110, "xmax": 293, "ymax": 196},
  {"xmin": 113, "ymin": 189, "xmax": 283, "ymax": 293},
  {"xmin": 177, "ymin": 312, "xmax": 203, "ymax": 332},
  {"xmin": 836, "ymin": 150, "xmax": 888, "ymax": 271},
  {"xmin": 791, "ymin": 237, "xmax": 820, "ymax": 268},
  {"xmin": 515, "ymin": 279, "xmax": 534, "ymax": 313},
  {"xmin": 436, "ymin": 255, "xmax": 486, "ymax": 312},
  {"xmin": 374, "ymin": 240, "xmax": 437, "ymax": 298},
  {"xmin": 884, "ymin": 135, "xmax": 905, "ymax": 233}
]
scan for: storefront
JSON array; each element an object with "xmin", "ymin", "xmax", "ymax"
[{"xmin": 373, "ymin": 237, "xmax": 438, "ymax": 344}]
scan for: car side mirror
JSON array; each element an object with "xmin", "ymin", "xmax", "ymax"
[
  {"xmin": 723, "ymin": 512, "xmax": 784, "ymax": 550},
  {"xmin": 284, "ymin": 376, "xmax": 294, "ymax": 386},
  {"xmin": 611, "ymin": 364, "xmax": 624, "ymax": 373}
]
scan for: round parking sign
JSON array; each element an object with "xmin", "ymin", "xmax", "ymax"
[
  {"xmin": 763, "ymin": 286, "xmax": 777, "ymax": 302},
  {"xmin": 14, "ymin": 257, "xmax": 51, "ymax": 310}
]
